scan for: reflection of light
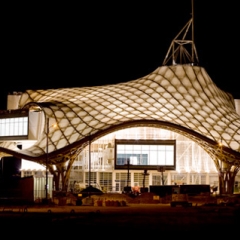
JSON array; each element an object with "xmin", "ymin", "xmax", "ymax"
[
  {"xmin": 21, "ymin": 160, "xmax": 45, "ymax": 170},
  {"xmin": 130, "ymin": 156, "xmax": 138, "ymax": 164}
]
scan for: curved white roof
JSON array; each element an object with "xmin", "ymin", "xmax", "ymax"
[{"xmin": 1, "ymin": 65, "xmax": 240, "ymax": 165}]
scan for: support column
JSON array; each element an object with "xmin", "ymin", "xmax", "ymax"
[
  {"xmin": 83, "ymin": 170, "xmax": 86, "ymax": 187},
  {"xmin": 130, "ymin": 171, "xmax": 134, "ymax": 187},
  {"xmin": 148, "ymin": 172, "xmax": 152, "ymax": 186},
  {"xmin": 112, "ymin": 171, "xmax": 116, "ymax": 192},
  {"xmin": 198, "ymin": 173, "xmax": 201, "ymax": 184},
  {"xmin": 167, "ymin": 172, "xmax": 171, "ymax": 185},
  {"xmin": 96, "ymin": 171, "xmax": 100, "ymax": 189},
  {"xmin": 217, "ymin": 162, "xmax": 239, "ymax": 195},
  {"xmin": 206, "ymin": 172, "xmax": 210, "ymax": 184},
  {"xmin": 186, "ymin": 172, "xmax": 190, "ymax": 184}
]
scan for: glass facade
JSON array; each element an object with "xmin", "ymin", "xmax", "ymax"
[
  {"xmin": 21, "ymin": 127, "xmax": 240, "ymax": 195},
  {"xmin": 54, "ymin": 127, "xmax": 239, "ymax": 194}
]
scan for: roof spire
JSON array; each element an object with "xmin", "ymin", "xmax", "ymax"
[{"xmin": 163, "ymin": 0, "xmax": 199, "ymax": 66}]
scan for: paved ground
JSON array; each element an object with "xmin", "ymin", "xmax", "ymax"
[
  {"xmin": 1, "ymin": 202, "xmax": 239, "ymax": 237},
  {"xmin": 1, "ymin": 192, "xmax": 240, "ymax": 237}
]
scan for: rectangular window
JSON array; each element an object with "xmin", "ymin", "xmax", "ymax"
[
  {"xmin": 85, "ymin": 172, "xmax": 97, "ymax": 186},
  {"xmin": 99, "ymin": 172, "xmax": 112, "ymax": 192},
  {"xmin": 115, "ymin": 172, "xmax": 129, "ymax": 192},
  {"xmin": 115, "ymin": 139, "xmax": 176, "ymax": 170},
  {"xmin": 0, "ymin": 116, "xmax": 28, "ymax": 138}
]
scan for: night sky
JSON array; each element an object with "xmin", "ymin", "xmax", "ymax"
[{"xmin": 1, "ymin": 0, "xmax": 239, "ymax": 110}]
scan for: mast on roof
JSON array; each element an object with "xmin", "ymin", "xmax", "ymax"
[{"xmin": 163, "ymin": 0, "xmax": 199, "ymax": 66}]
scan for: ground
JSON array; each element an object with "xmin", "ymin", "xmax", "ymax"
[{"xmin": 1, "ymin": 193, "xmax": 239, "ymax": 237}]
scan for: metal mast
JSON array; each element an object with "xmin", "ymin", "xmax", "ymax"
[
  {"xmin": 191, "ymin": 0, "xmax": 194, "ymax": 63},
  {"xmin": 163, "ymin": 0, "xmax": 199, "ymax": 66}
]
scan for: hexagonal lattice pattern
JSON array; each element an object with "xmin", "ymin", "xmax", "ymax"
[{"xmin": 1, "ymin": 65, "xmax": 240, "ymax": 162}]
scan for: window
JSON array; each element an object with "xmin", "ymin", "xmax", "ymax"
[
  {"xmin": 99, "ymin": 172, "xmax": 112, "ymax": 192},
  {"xmin": 0, "ymin": 117, "xmax": 28, "ymax": 138},
  {"xmin": 115, "ymin": 139, "xmax": 176, "ymax": 170},
  {"xmin": 85, "ymin": 172, "xmax": 97, "ymax": 186}
]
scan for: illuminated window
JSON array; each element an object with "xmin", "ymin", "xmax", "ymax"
[
  {"xmin": 85, "ymin": 172, "xmax": 97, "ymax": 186},
  {"xmin": 0, "ymin": 117, "xmax": 28, "ymax": 137},
  {"xmin": 99, "ymin": 172, "xmax": 112, "ymax": 192},
  {"xmin": 115, "ymin": 139, "xmax": 176, "ymax": 170}
]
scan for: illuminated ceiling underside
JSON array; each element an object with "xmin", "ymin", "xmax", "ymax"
[{"xmin": 1, "ymin": 65, "xmax": 240, "ymax": 165}]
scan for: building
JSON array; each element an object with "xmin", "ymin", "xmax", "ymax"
[{"xmin": 0, "ymin": 11, "xmax": 240, "ymax": 200}]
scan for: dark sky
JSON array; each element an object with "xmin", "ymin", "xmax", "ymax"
[{"xmin": 1, "ymin": 0, "xmax": 239, "ymax": 110}]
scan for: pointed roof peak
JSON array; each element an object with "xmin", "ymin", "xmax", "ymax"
[{"xmin": 163, "ymin": 0, "xmax": 199, "ymax": 66}]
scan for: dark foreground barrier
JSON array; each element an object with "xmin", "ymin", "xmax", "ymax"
[{"xmin": 150, "ymin": 184, "xmax": 211, "ymax": 197}]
